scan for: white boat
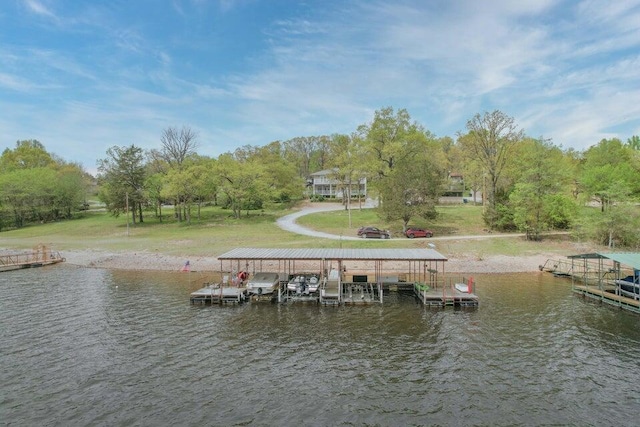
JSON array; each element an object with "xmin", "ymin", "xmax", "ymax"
[
  {"xmin": 454, "ymin": 283, "xmax": 469, "ymax": 293},
  {"xmin": 454, "ymin": 277, "xmax": 475, "ymax": 293},
  {"xmin": 615, "ymin": 275, "xmax": 640, "ymax": 300},
  {"xmin": 246, "ymin": 272, "xmax": 281, "ymax": 296},
  {"xmin": 287, "ymin": 272, "xmax": 322, "ymax": 295}
]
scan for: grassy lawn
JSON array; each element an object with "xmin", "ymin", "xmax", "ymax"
[
  {"xmin": 0, "ymin": 202, "xmax": 583, "ymax": 258},
  {"xmin": 297, "ymin": 204, "xmax": 488, "ymax": 237}
]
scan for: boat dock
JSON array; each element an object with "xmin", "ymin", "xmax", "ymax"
[
  {"xmin": 414, "ymin": 277, "xmax": 479, "ymax": 307},
  {"xmin": 543, "ymin": 252, "xmax": 640, "ymax": 314},
  {"xmin": 190, "ymin": 284, "xmax": 247, "ymax": 304},
  {"xmin": 190, "ymin": 248, "xmax": 479, "ymax": 308},
  {"xmin": 0, "ymin": 246, "xmax": 65, "ymax": 272}
]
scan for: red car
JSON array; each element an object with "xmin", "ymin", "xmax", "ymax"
[
  {"xmin": 357, "ymin": 226, "xmax": 390, "ymax": 239},
  {"xmin": 405, "ymin": 227, "xmax": 433, "ymax": 238}
]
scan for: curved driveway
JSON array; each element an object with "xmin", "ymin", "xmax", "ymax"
[
  {"xmin": 277, "ymin": 203, "xmax": 360, "ymax": 240},
  {"xmin": 277, "ymin": 202, "xmax": 527, "ymax": 241}
]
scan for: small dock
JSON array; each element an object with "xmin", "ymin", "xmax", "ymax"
[
  {"xmin": 543, "ymin": 252, "xmax": 640, "ymax": 314},
  {"xmin": 190, "ymin": 284, "xmax": 247, "ymax": 304},
  {"xmin": 0, "ymin": 246, "xmax": 65, "ymax": 272},
  {"xmin": 414, "ymin": 278, "xmax": 479, "ymax": 308}
]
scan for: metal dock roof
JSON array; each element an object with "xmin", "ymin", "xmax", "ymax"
[
  {"xmin": 217, "ymin": 248, "xmax": 447, "ymax": 262},
  {"xmin": 567, "ymin": 252, "xmax": 640, "ymax": 270}
]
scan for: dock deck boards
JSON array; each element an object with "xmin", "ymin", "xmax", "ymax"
[
  {"xmin": 573, "ymin": 285, "xmax": 640, "ymax": 309},
  {"xmin": 190, "ymin": 285, "xmax": 246, "ymax": 304},
  {"xmin": 414, "ymin": 284, "xmax": 479, "ymax": 307}
]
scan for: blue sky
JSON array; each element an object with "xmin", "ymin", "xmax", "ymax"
[{"xmin": 1, "ymin": 0, "xmax": 639, "ymax": 174}]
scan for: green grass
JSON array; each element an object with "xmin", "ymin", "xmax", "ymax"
[
  {"xmin": 0, "ymin": 202, "xmax": 586, "ymax": 258},
  {"xmin": 297, "ymin": 204, "xmax": 488, "ymax": 236}
]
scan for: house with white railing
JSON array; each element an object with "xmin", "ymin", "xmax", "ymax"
[{"xmin": 309, "ymin": 169, "xmax": 367, "ymax": 199}]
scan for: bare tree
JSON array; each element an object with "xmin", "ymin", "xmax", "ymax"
[{"xmin": 160, "ymin": 126, "xmax": 199, "ymax": 168}]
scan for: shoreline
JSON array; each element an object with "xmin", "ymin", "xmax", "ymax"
[{"xmin": 53, "ymin": 248, "xmax": 557, "ymax": 274}]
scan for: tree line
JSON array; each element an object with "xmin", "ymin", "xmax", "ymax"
[
  {"xmin": 0, "ymin": 140, "xmax": 90, "ymax": 230},
  {"xmin": 2, "ymin": 108, "xmax": 639, "ymax": 248}
]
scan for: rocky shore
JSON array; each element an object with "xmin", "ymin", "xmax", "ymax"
[{"xmin": 57, "ymin": 248, "xmax": 558, "ymax": 274}]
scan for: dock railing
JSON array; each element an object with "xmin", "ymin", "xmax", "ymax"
[{"xmin": 0, "ymin": 246, "xmax": 65, "ymax": 271}]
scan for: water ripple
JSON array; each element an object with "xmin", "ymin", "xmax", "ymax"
[{"xmin": 2, "ymin": 269, "xmax": 639, "ymax": 426}]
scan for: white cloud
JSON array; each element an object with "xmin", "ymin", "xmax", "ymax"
[
  {"xmin": 23, "ymin": 0, "xmax": 57, "ymax": 20},
  {"xmin": 3, "ymin": 0, "xmax": 640, "ymax": 173}
]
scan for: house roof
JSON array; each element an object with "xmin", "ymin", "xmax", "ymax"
[{"xmin": 309, "ymin": 168, "xmax": 337, "ymax": 176}]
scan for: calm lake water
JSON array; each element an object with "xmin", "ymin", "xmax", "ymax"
[{"xmin": 2, "ymin": 265, "xmax": 639, "ymax": 426}]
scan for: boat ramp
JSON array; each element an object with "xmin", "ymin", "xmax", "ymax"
[
  {"xmin": 190, "ymin": 248, "xmax": 479, "ymax": 308},
  {"xmin": 542, "ymin": 252, "xmax": 640, "ymax": 314},
  {"xmin": 0, "ymin": 245, "xmax": 65, "ymax": 272}
]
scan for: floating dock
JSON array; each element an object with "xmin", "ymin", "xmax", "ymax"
[
  {"xmin": 543, "ymin": 252, "xmax": 640, "ymax": 314},
  {"xmin": 190, "ymin": 284, "xmax": 247, "ymax": 304},
  {"xmin": 414, "ymin": 278, "xmax": 479, "ymax": 307},
  {"xmin": 0, "ymin": 246, "xmax": 65, "ymax": 272}
]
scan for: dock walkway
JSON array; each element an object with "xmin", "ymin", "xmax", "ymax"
[
  {"xmin": 543, "ymin": 253, "xmax": 640, "ymax": 314},
  {"xmin": 190, "ymin": 284, "xmax": 246, "ymax": 304},
  {"xmin": 0, "ymin": 247, "xmax": 65, "ymax": 272}
]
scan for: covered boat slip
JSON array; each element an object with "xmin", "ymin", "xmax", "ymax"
[
  {"xmin": 206, "ymin": 247, "xmax": 478, "ymax": 307},
  {"xmin": 562, "ymin": 252, "xmax": 640, "ymax": 314}
]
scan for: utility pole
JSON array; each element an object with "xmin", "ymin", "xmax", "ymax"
[{"xmin": 126, "ymin": 192, "xmax": 130, "ymax": 237}]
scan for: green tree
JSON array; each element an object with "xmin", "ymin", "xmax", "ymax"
[
  {"xmin": 508, "ymin": 138, "xmax": 577, "ymax": 240},
  {"xmin": 53, "ymin": 164, "xmax": 88, "ymax": 219},
  {"xmin": 145, "ymin": 172, "xmax": 166, "ymax": 221},
  {"xmin": 579, "ymin": 138, "xmax": 636, "ymax": 211},
  {"xmin": 0, "ymin": 140, "xmax": 56, "ymax": 172},
  {"xmin": 328, "ymin": 133, "xmax": 368, "ymax": 214},
  {"xmin": 578, "ymin": 138, "xmax": 639, "ymax": 248},
  {"xmin": 358, "ymin": 107, "xmax": 425, "ymax": 179},
  {"xmin": 0, "ymin": 169, "xmax": 39, "ymax": 227},
  {"xmin": 460, "ymin": 110, "xmax": 524, "ymax": 229},
  {"xmin": 358, "ymin": 107, "xmax": 445, "ymax": 229},
  {"xmin": 378, "ymin": 144, "xmax": 445, "ymax": 231},
  {"xmin": 97, "ymin": 145, "xmax": 147, "ymax": 224},
  {"xmin": 162, "ymin": 157, "xmax": 218, "ymax": 224},
  {"xmin": 0, "ymin": 141, "xmax": 88, "ymax": 228},
  {"xmin": 216, "ymin": 154, "xmax": 269, "ymax": 219},
  {"xmin": 250, "ymin": 142, "xmax": 304, "ymax": 204}
]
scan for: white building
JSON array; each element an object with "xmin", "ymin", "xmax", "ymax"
[{"xmin": 309, "ymin": 169, "xmax": 367, "ymax": 199}]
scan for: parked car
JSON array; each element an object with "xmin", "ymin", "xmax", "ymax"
[
  {"xmin": 405, "ymin": 227, "xmax": 434, "ymax": 238},
  {"xmin": 357, "ymin": 226, "xmax": 390, "ymax": 239}
]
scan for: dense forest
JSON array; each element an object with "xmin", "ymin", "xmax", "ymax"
[{"xmin": 1, "ymin": 108, "xmax": 639, "ymax": 249}]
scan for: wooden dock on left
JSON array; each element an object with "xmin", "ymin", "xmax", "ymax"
[{"xmin": 0, "ymin": 248, "xmax": 65, "ymax": 272}]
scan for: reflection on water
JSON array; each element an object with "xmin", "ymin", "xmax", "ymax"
[{"xmin": 1, "ymin": 266, "xmax": 639, "ymax": 426}]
